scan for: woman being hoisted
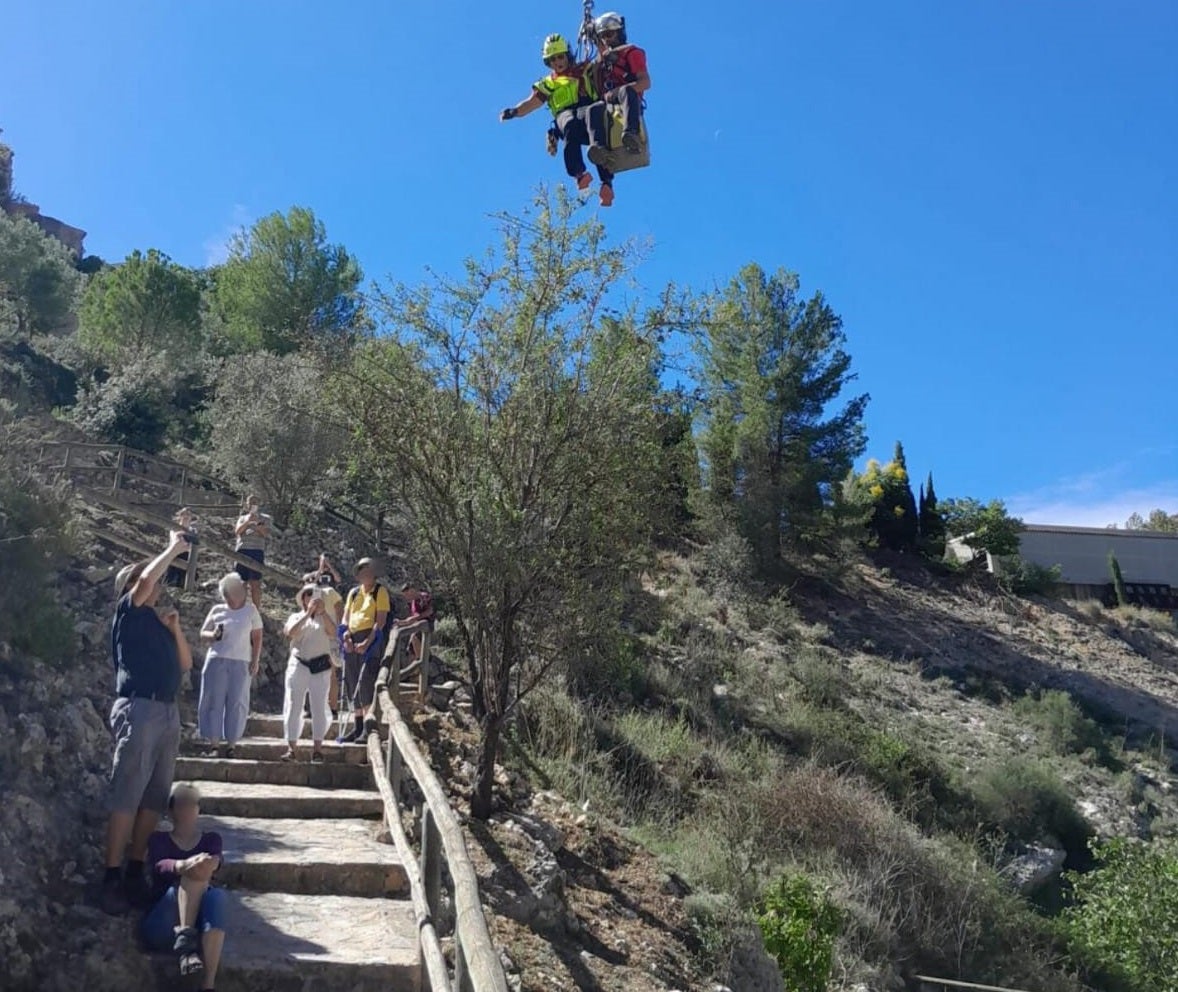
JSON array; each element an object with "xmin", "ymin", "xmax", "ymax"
[{"xmin": 500, "ymin": 34, "xmax": 618, "ymax": 205}]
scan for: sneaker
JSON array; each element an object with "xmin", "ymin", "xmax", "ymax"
[
  {"xmin": 337, "ymin": 725, "xmax": 362, "ymax": 745},
  {"xmin": 280, "ymin": 747, "xmax": 297, "ymax": 762},
  {"xmin": 621, "ymin": 131, "xmax": 641, "ymax": 154},
  {"xmin": 599, "ymin": 184, "xmax": 615, "ymax": 208},
  {"xmin": 100, "ymin": 876, "xmax": 128, "ymax": 916},
  {"xmin": 575, "ymin": 171, "xmax": 592, "ymax": 191},
  {"xmin": 311, "ymin": 750, "xmax": 325, "ymax": 764},
  {"xmin": 224, "ymin": 745, "xmax": 236, "ymax": 760},
  {"xmin": 123, "ymin": 869, "xmax": 152, "ymax": 910}
]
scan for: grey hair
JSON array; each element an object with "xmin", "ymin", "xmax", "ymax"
[{"xmin": 218, "ymin": 572, "xmax": 247, "ymax": 603}]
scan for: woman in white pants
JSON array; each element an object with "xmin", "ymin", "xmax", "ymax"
[
  {"xmin": 281, "ymin": 585, "xmax": 335, "ymax": 763},
  {"xmin": 198, "ymin": 573, "xmax": 263, "ymax": 758}
]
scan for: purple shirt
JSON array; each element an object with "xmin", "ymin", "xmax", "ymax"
[{"xmin": 146, "ymin": 829, "xmax": 223, "ymax": 898}]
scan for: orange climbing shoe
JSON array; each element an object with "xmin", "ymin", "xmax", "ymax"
[
  {"xmin": 599, "ymin": 184, "xmax": 615, "ymax": 207},
  {"xmin": 575, "ymin": 172, "xmax": 592, "ymax": 191}
]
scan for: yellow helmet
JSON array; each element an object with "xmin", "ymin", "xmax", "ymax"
[{"xmin": 542, "ymin": 33, "xmax": 570, "ymax": 61}]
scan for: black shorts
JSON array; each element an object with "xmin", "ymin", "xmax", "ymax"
[{"xmin": 235, "ymin": 548, "xmax": 265, "ymax": 582}]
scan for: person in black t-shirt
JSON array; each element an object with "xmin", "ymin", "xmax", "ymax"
[{"xmin": 101, "ymin": 529, "xmax": 194, "ymax": 917}]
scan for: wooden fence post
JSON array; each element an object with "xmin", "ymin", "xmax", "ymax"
[
  {"xmin": 455, "ymin": 940, "xmax": 473, "ymax": 992},
  {"xmin": 388, "ymin": 734, "xmax": 402, "ymax": 797},
  {"xmin": 418, "ymin": 628, "xmax": 432, "ymax": 703},
  {"xmin": 184, "ymin": 546, "xmax": 199, "ymax": 592},
  {"xmin": 420, "ymin": 806, "xmax": 441, "ymax": 920},
  {"xmin": 112, "ymin": 447, "xmax": 126, "ymax": 497}
]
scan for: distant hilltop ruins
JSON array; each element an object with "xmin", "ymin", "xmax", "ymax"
[{"xmin": 0, "ymin": 130, "xmax": 87, "ymax": 257}]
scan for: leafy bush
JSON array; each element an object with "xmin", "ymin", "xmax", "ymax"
[
  {"xmin": 0, "ymin": 423, "xmax": 75, "ymax": 669},
  {"xmin": 973, "ymin": 757, "xmax": 1092, "ymax": 862},
  {"xmin": 1012, "ymin": 690, "xmax": 1104, "ymax": 757},
  {"xmin": 1000, "ymin": 556, "xmax": 1062, "ymax": 596},
  {"xmin": 1060, "ymin": 838, "xmax": 1178, "ymax": 991},
  {"xmin": 73, "ymin": 354, "xmax": 209, "ymax": 452},
  {"xmin": 207, "ymin": 352, "xmax": 339, "ymax": 527},
  {"xmin": 756, "ymin": 874, "xmax": 841, "ymax": 992},
  {"xmin": 941, "ymin": 497, "xmax": 1024, "ymax": 556}
]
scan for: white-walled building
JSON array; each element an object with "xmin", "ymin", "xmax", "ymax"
[{"xmin": 950, "ymin": 524, "xmax": 1178, "ymax": 607}]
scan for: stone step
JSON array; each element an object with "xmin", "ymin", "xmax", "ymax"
[
  {"xmin": 176, "ymin": 756, "xmax": 372, "ymax": 790},
  {"xmin": 181, "ymin": 736, "xmax": 370, "ymax": 765},
  {"xmin": 195, "ymin": 781, "xmax": 383, "ymax": 820},
  {"xmin": 205, "ymin": 815, "xmax": 409, "ymax": 897},
  {"xmin": 246, "ymin": 712, "xmax": 376, "ymax": 740},
  {"xmin": 149, "ymin": 891, "xmax": 419, "ymax": 991}
]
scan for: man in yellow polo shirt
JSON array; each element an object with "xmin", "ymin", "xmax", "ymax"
[{"xmin": 338, "ymin": 558, "xmax": 390, "ymax": 743}]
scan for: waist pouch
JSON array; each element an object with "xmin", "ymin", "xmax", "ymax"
[{"xmin": 298, "ymin": 653, "xmax": 333, "ymax": 675}]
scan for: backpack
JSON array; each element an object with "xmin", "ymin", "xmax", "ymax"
[{"xmin": 346, "ymin": 581, "xmax": 396, "ymax": 639}]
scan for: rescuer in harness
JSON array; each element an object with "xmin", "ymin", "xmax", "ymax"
[
  {"xmin": 587, "ymin": 11, "xmax": 651, "ymax": 157},
  {"xmin": 500, "ymin": 34, "xmax": 604, "ymax": 197}
]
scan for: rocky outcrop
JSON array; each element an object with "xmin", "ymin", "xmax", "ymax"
[{"xmin": 0, "ymin": 581, "xmax": 156, "ymax": 989}]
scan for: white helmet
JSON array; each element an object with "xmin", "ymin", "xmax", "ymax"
[{"xmin": 594, "ymin": 11, "xmax": 627, "ymax": 43}]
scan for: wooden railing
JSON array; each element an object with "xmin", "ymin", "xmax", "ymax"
[
  {"xmin": 365, "ymin": 661, "xmax": 507, "ymax": 992},
  {"xmin": 35, "ymin": 440, "xmax": 242, "ymax": 512},
  {"xmin": 914, "ymin": 977, "xmax": 1036, "ymax": 992}
]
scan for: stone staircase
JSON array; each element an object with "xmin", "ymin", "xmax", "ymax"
[{"xmin": 162, "ymin": 712, "xmax": 421, "ymax": 991}]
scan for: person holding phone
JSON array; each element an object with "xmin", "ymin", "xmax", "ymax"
[
  {"xmin": 102, "ymin": 529, "xmax": 193, "ymax": 916},
  {"xmin": 282, "ymin": 584, "xmax": 335, "ymax": 762},
  {"xmin": 233, "ymin": 494, "xmax": 271, "ymax": 609},
  {"xmin": 197, "ymin": 573, "xmax": 263, "ymax": 758}
]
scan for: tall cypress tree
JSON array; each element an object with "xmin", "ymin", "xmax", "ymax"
[{"xmin": 919, "ymin": 470, "xmax": 946, "ymax": 555}]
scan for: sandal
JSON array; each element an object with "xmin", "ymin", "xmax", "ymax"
[
  {"xmin": 173, "ymin": 927, "xmax": 204, "ymax": 976},
  {"xmin": 180, "ymin": 951, "xmax": 204, "ymax": 976}
]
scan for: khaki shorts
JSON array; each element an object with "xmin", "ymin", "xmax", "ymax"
[{"xmin": 107, "ymin": 696, "xmax": 181, "ymax": 815}]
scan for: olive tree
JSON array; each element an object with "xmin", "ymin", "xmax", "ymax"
[
  {"xmin": 342, "ymin": 190, "xmax": 668, "ymax": 818},
  {"xmin": 207, "ymin": 352, "xmax": 339, "ymax": 527}
]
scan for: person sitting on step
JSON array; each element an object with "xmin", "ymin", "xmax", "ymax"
[
  {"xmin": 281, "ymin": 584, "xmax": 335, "ymax": 762},
  {"xmin": 383, "ymin": 582, "xmax": 436, "ymax": 676},
  {"xmin": 141, "ymin": 783, "xmax": 226, "ymax": 990},
  {"xmin": 197, "ymin": 573, "xmax": 263, "ymax": 759}
]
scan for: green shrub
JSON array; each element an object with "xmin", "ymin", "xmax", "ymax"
[
  {"xmin": 757, "ymin": 874, "xmax": 841, "ymax": 992},
  {"xmin": 1000, "ymin": 556, "xmax": 1062, "ymax": 596},
  {"xmin": 1012, "ymin": 690, "xmax": 1104, "ymax": 756},
  {"xmin": 0, "ymin": 426, "xmax": 75, "ymax": 669},
  {"xmin": 1060, "ymin": 838, "xmax": 1178, "ymax": 991},
  {"xmin": 974, "ymin": 757, "xmax": 1092, "ymax": 861}
]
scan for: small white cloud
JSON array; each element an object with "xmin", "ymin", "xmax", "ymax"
[
  {"xmin": 1009, "ymin": 481, "xmax": 1178, "ymax": 528},
  {"xmin": 202, "ymin": 204, "xmax": 251, "ymax": 267}
]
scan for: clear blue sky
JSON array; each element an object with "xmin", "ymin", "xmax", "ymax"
[{"xmin": 4, "ymin": 1, "xmax": 1176, "ymax": 525}]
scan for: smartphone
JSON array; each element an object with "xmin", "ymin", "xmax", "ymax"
[{"xmin": 310, "ymin": 588, "xmax": 324, "ymax": 603}]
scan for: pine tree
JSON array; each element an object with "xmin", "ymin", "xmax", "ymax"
[{"xmin": 697, "ymin": 264, "xmax": 868, "ymax": 567}]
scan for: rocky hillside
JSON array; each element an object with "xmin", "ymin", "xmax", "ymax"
[{"xmin": 4, "ymin": 438, "xmax": 1178, "ymax": 991}]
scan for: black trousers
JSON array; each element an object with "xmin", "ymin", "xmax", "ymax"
[{"xmin": 555, "ymin": 107, "xmax": 614, "ymax": 184}]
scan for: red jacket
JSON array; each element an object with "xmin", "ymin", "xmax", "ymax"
[{"xmin": 596, "ymin": 44, "xmax": 648, "ymax": 97}]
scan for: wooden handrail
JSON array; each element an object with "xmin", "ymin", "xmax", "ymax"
[
  {"xmin": 368, "ymin": 678, "xmax": 508, "ymax": 992},
  {"xmin": 913, "ymin": 977, "xmax": 1036, "ymax": 992}
]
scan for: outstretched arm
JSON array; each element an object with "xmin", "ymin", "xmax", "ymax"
[
  {"xmin": 500, "ymin": 91, "xmax": 546, "ymax": 121},
  {"xmin": 131, "ymin": 531, "xmax": 190, "ymax": 608}
]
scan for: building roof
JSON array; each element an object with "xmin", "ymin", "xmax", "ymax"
[{"xmin": 1023, "ymin": 523, "xmax": 1178, "ymax": 541}]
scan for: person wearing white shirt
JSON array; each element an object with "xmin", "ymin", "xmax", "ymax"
[
  {"xmin": 197, "ymin": 573, "xmax": 264, "ymax": 757},
  {"xmin": 281, "ymin": 585, "xmax": 335, "ymax": 763}
]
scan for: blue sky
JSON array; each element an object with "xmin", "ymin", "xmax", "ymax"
[{"xmin": 4, "ymin": 1, "xmax": 1176, "ymax": 525}]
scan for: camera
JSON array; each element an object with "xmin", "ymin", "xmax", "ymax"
[
  {"xmin": 310, "ymin": 588, "xmax": 324, "ymax": 603},
  {"xmin": 184, "ymin": 531, "xmax": 200, "ymax": 546}
]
